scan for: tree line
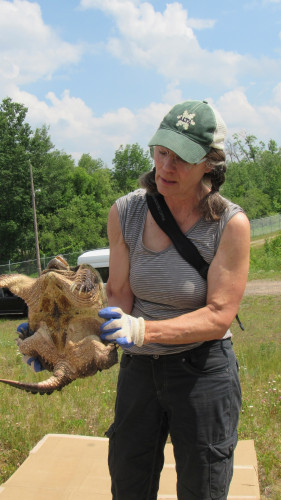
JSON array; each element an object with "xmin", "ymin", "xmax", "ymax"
[{"xmin": 0, "ymin": 98, "xmax": 280, "ymax": 265}]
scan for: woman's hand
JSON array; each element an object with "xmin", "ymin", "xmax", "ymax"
[
  {"xmin": 99, "ymin": 307, "xmax": 145, "ymax": 347},
  {"xmin": 17, "ymin": 322, "xmax": 44, "ymax": 373},
  {"xmin": 17, "ymin": 322, "xmax": 34, "ymax": 340},
  {"xmin": 22, "ymin": 355, "xmax": 44, "ymax": 373}
]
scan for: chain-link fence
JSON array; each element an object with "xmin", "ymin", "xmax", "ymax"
[
  {"xmin": 250, "ymin": 213, "xmax": 281, "ymax": 238},
  {"xmin": 0, "ymin": 251, "xmax": 82, "ymax": 276}
]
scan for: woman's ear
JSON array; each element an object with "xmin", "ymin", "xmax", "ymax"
[{"xmin": 204, "ymin": 160, "xmax": 213, "ymax": 173}]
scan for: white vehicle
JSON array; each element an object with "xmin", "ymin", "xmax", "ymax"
[{"xmin": 77, "ymin": 248, "xmax": 109, "ymax": 282}]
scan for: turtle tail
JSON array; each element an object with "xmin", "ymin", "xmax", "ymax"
[{"xmin": 0, "ymin": 362, "xmax": 74, "ymax": 395}]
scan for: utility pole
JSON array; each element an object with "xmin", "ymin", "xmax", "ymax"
[{"xmin": 29, "ymin": 161, "xmax": 41, "ymax": 276}]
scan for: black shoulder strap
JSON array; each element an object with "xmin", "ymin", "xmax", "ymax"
[
  {"xmin": 146, "ymin": 193, "xmax": 209, "ymax": 279},
  {"xmin": 146, "ymin": 192, "xmax": 245, "ymax": 331}
]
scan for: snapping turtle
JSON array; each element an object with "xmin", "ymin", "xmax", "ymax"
[{"xmin": 0, "ymin": 256, "xmax": 118, "ymax": 395}]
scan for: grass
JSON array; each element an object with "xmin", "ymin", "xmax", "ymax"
[
  {"xmin": 231, "ymin": 295, "xmax": 281, "ymax": 500},
  {"xmin": 249, "ymin": 232, "xmax": 281, "ymax": 281},
  {"xmin": 250, "ymin": 230, "xmax": 281, "ymax": 244},
  {"xmin": 249, "ymin": 269, "xmax": 281, "ymax": 280}
]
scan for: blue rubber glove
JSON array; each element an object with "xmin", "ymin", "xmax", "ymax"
[
  {"xmin": 23, "ymin": 355, "xmax": 44, "ymax": 373},
  {"xmin": 17, "ymin": 322, "xmax": 34, "ymax": 339},
  {"xmin": 99, "ymin": 307, "xmax": 145, "ymax": 347},
  {"xmin": 17, "ymin": 323, "xmax": 44, "ymax": 373}
]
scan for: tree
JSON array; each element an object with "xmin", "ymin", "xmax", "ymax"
[
  {"xmin": 223, "ymin": 133, "xmax": 281, "ymax": 218},
  {"xmin": 227, "ymin": 132, "xmax": 265, "ymax": 162},
  {"xmin": 0, "ymin": 98, "xmax": 34, "ymax": 262},
  {"xmin": 38, "ymin": 155, "xmax": 119, "ymax": 255},
  {"xmin": 78, "ymin": 153, "xmax": 106, "ymax": 173},
  {"xmin": 0, "ymin": 98, "xmax": 76, "ymax": 262},
  {"xmin": 34, "ymin": 150, "xmax": 76, "ymax": 216},
  {"xmin": 234, "ymin": 187, "xmax": 272, "ymax": 219},
  {"xmin": 39, "ymin": 195, "xmax": 109, "ymax": 254},
  {"xmin": 112, "ymin": 143, "xmax": 153, "ymax": 194},
  {"xmin": 258, "ymin": 149, "xmax": 281, "ymax": 213}
]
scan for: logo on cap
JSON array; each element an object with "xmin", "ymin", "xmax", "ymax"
[{"xmin": 176, "ymin": 111, "xmax": 195, "ymax": 131}]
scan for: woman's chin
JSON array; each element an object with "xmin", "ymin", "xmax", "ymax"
[{"xmin": 156, "ymin": 179, "xmax": 177, "ymax": 195}]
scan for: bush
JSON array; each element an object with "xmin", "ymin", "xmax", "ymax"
[{"xmin": 250, "ymin": 234, "xmax": 281, "ymax": 274}]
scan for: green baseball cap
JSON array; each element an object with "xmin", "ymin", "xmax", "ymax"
[{"xmin": 148, "ymin": 100, "xmax": 227, "ymax": 164}]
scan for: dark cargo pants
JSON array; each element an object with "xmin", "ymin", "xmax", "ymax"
[{"xmin": 106, "ymin": 338, "xmax": 241, "ymax": 500}]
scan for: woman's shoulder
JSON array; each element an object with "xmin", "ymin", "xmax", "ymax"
[
  {"xmin": 116, "ymin": 188, "xmax": 147, "ymax": 214},
  {"xmin": 115, "ymin": 188, "xmax": 147, "ymax": 240},
  {"xmin": 221, "ymin": 197, "xmax": 245, "ymax": 224},
  {"xmin": 214, "ymin": 198, "xmax": 247, "ymax": 241},
  {"xmin": 210, "ymin": 197, "xmax": 247, "ymax": 253},
  {"xmin": 117, "ymin": 188, "xmax": 146, "ymax": 203}
]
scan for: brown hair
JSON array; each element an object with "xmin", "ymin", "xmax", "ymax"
[{"xmin": 139, "ymin": 148, "xmax": 228, "ymax": 221}]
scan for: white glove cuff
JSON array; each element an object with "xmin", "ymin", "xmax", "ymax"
[{"xmin": 135, "ymin": 316, "xmax": 145, "ymax": 347}]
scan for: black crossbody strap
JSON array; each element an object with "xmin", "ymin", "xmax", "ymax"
[
  {"xmin": 146, "ymin": 193, "xmax": 209, "ymax": 279},
  {"xmin": 146, "ymin": 193, "xmax": 244, "ymax": 331}
]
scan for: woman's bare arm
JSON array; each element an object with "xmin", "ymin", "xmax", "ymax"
[
  {"xmin": 106, "ymin": 203, "xmax": 135, "ymax": 314},
  {"xmin": 144, "ymin": 212, "xmax": 250, "ymax": 344}
]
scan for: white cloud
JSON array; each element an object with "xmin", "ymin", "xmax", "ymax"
[
  {"xmin": 187, "ymin": 18, "xmax": 216, "ymax": 30},
  {"xmin": 273, "ymin": 82, "xmax": 281, "ymax": 102},
  {"xmin": 79, "ymin": 0, "xmax": 281, "ymax": 88},
  {"xmin": 0, "ymin": 0, "xmax": 82, "ymax": 88},
  {"xmin": 217, "ymin": 89, "xmax": 262, "ymax": 130},
  {"xmin": 9, "ymin": 86, "xmax": 164, "ymax": 164},
  {"xmin": 216, "ymin": 89, "xmax": 281, "ymax": 143}
]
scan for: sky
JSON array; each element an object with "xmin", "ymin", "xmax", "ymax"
[{"xmin": 1, "ymin": 0, "xmax": 281, "ymax": 166}]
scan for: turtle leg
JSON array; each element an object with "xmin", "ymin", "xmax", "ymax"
[
  {"xmin": 18, "ymin": 323, "xmax": 60, "ymax": 370},
  {"xmin": 65, "ymin": 335, "xmax": 118, "ymax": 375}
]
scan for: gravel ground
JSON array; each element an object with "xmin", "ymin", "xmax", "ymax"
[{"xmin": 244, "ymin": 280, "xmax": 281, "ymax": 296}]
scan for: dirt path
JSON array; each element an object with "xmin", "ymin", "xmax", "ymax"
[
  {"xmin": 250, "ymin": 235, "xmax": 277, "ymax": 247},
  {"xmin": 244, "ymin": 280, "xmax": 281, "ymax": 296}
]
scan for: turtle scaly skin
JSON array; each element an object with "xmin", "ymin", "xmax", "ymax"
[{"xmin": 0, "ymin": 256, "xmax": 118, "ymax": 395}]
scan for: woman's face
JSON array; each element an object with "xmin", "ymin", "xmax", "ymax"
[{"xmin": 153, "ymin": 146, "xmax": 209, "ymax": 199}]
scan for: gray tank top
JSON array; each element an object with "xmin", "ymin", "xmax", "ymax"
[{"xmin": 116, "ymin": 189, "xmax": 243, "ymax": 355}]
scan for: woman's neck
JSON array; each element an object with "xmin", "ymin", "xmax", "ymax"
[
  {"xmin": 165, "ymin": 183, "xmax": 208, "ymax": 212},
  {"xmin": 162, "ymin": 183, "xmax": 210, "ymax": 230}
]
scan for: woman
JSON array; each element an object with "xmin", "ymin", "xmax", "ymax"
[{"xmin": 99, "ymin": 100, "xmax": 250, "ymax": 500}]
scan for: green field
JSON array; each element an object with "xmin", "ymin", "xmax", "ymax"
[
  {"xmin": 0, "ymin": 292, "xmax": 280, "ymax": 499},
  {"xmin": 231, "ymin": 295, "xmax": 281, "ymax": 499}
]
